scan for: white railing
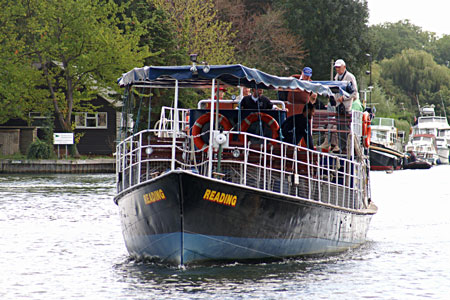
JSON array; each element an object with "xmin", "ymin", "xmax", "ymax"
[{"xmin": 116, "ymin": 125, "xmax": 369, "ymax": 211}]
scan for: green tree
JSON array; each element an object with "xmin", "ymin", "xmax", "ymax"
[
  {"xmin": 4, "ymin": 0, "xmax": 151, "ymax": 155},
  {"xmin": 279, "ymin": 0, "xmax": 370, "ymax": 79},
  {"xmin": 369, "ymin": 20, "xmax": 435, "ymax": 61},
  {"xmin": 0, "ymin": 2, "xmax": 50, "ymax": 124},
  {"xmin": 379, "ymin": 49, "xmax": 450, "ymax": 114},
  {"xmin": 429, "ymin": 34, "xmax": 450, "ymax": 67},
  {"xmin": 116, "ymin": 0, "xmax": 184, "ymax": 66},
  {"xmin": 154, "ymin": 0, "xmax": 235, "ymax": 64},
  {"xmin": 215, "ymin": 1, "xmax": 306, "ymax": 75}
]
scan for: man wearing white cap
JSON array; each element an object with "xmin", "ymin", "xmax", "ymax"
[
  {"xmin": 320, "ymin": 59, "xmax": 360, "ymax": 153},
  {"xmin": 334, "ymin": 59, "xmax": 359, "ymax": 153},
  {"xmin": 333, "ymin": 59, "xmax": 359, "ymax": 112}
]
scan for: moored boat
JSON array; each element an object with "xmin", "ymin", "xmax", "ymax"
[
  {"xmin": 368, "ymin": 117, "xmax": 405, "ymax": 171},
  {"xmin": 114, "ymin": 63, "xmax": 377, "ymax": 266},
  {"xmin": 407, "ymin": 106, "xmax": 450, "ymax": 164},
  {"xmin": 405, "ymin": 134, "xmax": 439, "ymax": 165}
]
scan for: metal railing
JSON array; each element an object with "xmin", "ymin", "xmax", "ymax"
[{"xmin": 116, "ymin": 109, "xmax": 369, "ymax": 211}]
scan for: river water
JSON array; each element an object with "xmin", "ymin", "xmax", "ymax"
[{"xmin": 1, "ymin": 166, "xmax": 450, "ymax": 299}]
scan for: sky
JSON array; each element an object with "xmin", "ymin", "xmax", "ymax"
[{"xmin": 367, "ymin": 0, "xmax": 449, "ymax": 37}]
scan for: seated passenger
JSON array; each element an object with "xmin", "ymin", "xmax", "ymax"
[
  {"xmin": 240, "ymin": 88, "xmax": 281, "ymax": 110},
  {"xmin": 281, "ymin": 102, "xmax": 315, "ymax": 150}
]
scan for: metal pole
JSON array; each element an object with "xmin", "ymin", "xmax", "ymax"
[
  {"xmin": 330, "ymin": 59, "xmax": 334, "ymax": 81},
  {"xmin": 369, "ymin": 59, "xmax": 372, "ymax": 106},
  {"xmin": 215, "ymin": 83, "xmax": 219, "ymax": 131},
  {"xmin": 366, "ymin": 53, "xmax": 372, "ymax": 107},
  {"xmin": 171, "ymin": 80, "xmax": 179, "ymax": 171},
  {"xmin": 208, "ymin": 80, "xmax": 216, "ymax": 178}
]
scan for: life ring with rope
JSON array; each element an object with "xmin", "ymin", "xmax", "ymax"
[
  {"xmin": 239, "ymin": 112, "xmax": 280, "ymax": 145},
  {"xmin": 192, "ymin": 113, "xmax": 232, "ymax": 152},
  {"xmin": 362, "ymin": 111, "xmax": 371, "ymax": 148}
]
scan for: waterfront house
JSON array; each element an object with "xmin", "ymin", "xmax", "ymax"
[{"xmin": 0, "ymin": 94, "xmax": 120, "ymax": 156}]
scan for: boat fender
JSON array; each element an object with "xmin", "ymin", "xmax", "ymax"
[
  {"xmin": 362, "ymin": 112, "xmax": 371, "ymax": 148},
  {"xmin": 239, "ymin": 112, "xmax": 280, "ymax": 145},
  {"xmin": 192, "ymin": 113, "xmax": 232, "ymax": 152}
]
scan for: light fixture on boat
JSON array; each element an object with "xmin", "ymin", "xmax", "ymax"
[
  {"xmin": 200, "ymin": 61, "xmax": 210, "ymax": 73},
  {"xmin": 190, "ymin": 53, "xmax": 198, "ymax": 75},
  {"xmin": 145, "ymin": 147, "xmax": 153, "ymax": 155},
  {"xmin": 215, "ymin": 132, "xmax": 227, "ymax": 145},
  {"xmin": 232, "ymin": 148, "xmax": 240, "ymax": 158}
]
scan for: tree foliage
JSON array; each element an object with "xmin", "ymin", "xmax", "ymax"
[
  {"xmin": 369, "ymin": 20, "xmax": 435, "ymax": 61},
  {"xmin": 279, "ymin": 0, "xmax": 370, "ymax": 79},
  {"xmin": 2, "ymin": 0, "xmax": 151, "ymax": 144},
  {"xmin": 154, "ymin": 0, "xmax": 235, "ymax": 64},
  {"xmin": 0, "ymin": 2, "xmax": 49, "ymax": 123},
  {"xmin": 216, "ymin": 1, "xmax": 306, "ymax": 75},
  {"xmin": 379, "ymin": 49, "xmax": 450, "ymax": 116},
  {"xmin": 116, "ymin": 0, "xmax": 184, "ymax": 66},
  {"xmin": 428, "ymin": 34, "xmax": 450, "ymax": 67}
]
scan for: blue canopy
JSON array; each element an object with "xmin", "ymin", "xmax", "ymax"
[{"xmin": 118, "ymin": 64, "xmax": 350, "ymax": 98}]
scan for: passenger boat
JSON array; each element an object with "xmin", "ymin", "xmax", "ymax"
[
  {"xmin": 407, "ymin": 106, "xmax": 450, "ymax": 164},
  {"xmin": 368, "ymin": 117, "xmax": 405, "ymax": 171},
  {"xmin": 405, "ymin": 134, "xmax": 439, "ymax": 164},
  {"xmin": 114, "ymin": 63, "xmax": 377, "ymax": 266}
]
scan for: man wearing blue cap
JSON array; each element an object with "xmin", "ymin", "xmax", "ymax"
[
  {"xmin": 279, "ymin": 66, "xmax": 317, "ymax": 110},
  {"xmin": 298, "ymin": 67, "xmax": 317, "ymax": 104},
  {"xmin": 300, "ymin": 67, "xmax": 313, "ymax": 81}
]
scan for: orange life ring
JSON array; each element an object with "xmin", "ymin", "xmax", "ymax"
[
  {"xmin": 192, "ymin": 113, "xmax": 232, "ymax": 152},
  {"xmin": 239, "ymin": 112, "xmax": 280, "ymax": 144},
  {"xmin": 362, "ymin": 111, "xmax": 371, "ymax": 148}
]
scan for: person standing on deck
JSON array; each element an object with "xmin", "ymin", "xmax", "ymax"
[
  {"xmin": 298, "ymin": 67, "xmax": 318, "ymax": 104},
  {"xmin": 284, "ymin": 67, "xmax": 318, "ymax": 106},
  {"xmin": 281, "ymin": 102, "xmax": 315, "ymax": 150},
  {"xmin": 333, "ymin": 59, "xmax": 359, "ymax": 112},
  {"xmin": 240, "ymin": 88, "xmax": 282, "ymax": 110},
  {"xmin": 320, "ymin": 59, "xmax": 360, "ymax": 153}
]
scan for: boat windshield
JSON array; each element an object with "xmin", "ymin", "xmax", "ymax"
[
  {"xmin": 418, "ymin": 117, "xmax": 447, "ymax": 124},
  {"xmin": 371, "ymin": 118, "xmax": 394, "ymax": 127},
  {"xmin": 413, "ymin": 136, "xmax": 432, "ymax": 142}
]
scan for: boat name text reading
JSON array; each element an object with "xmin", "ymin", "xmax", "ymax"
[
  {"xmin": 203, "ymin": 189, "xmax": 237, "ymax": 207},
  {"xmin": 143, "ymin": 189, "xmax": 166, "ymax": 205}
]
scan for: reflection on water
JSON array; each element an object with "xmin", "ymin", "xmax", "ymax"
[{"xmin": 1, "ymin": 167, "xmax": 450, "ymax": 299}]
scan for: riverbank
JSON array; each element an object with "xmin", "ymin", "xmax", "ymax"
[{"xmin": 0, "ymin": 158, "xmax": 115, "ymax": 173}]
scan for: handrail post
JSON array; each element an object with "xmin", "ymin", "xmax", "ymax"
[
  {"xmin": 137, "ymin": 133, "xmax": 142, "ymax": 184},
  {"xmin": 307, "ymin": 148, "xmax": 311, "ymax": 200},
  {"xmin": 243, "ymin": 137, "xmax": 248, "ymax": 186},
  {"xmin": 317, "ymin": 153, "xmax": 321, "ymax": 202},
  {"xmin": 263, "ymin": 141, "xmax": 267, "ymax": 190},
  {"xmin": 171, "ymin": 80, "xmax": 179, "ymax": 171},
  {"xmin": 129, "ymin": 139, "xmax": 133, "ymax": 186},
  {"xmin": 280, "ymin": 144, "xmax": 284, "ymax": 194}
]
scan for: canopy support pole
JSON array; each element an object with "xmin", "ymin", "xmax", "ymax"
[
  {"xmin": 171, "ymin": 80, "xmax": 179, "ymax": 171},
  {"xmin": 208, "ymin": 79, "xmax": 216, "ymax": 178}
]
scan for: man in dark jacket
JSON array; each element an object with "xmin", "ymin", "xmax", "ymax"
[
  {"xmin": 240, "ymin": 88, "xmax": 280, "ymax": 110},
  {"xmin": 281, "ymin": 102, "xmax": 315, "ymax": 150}
]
